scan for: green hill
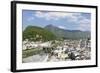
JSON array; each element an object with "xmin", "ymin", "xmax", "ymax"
[
  {"xmin": 45, "ymin": 25, "xmax": 90, "ymax": 40},
  {"xmin": 23, "ymin": 26, "xmax": 57, "ymax": 41}
]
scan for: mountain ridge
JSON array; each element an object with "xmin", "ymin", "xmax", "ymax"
[
  {"xmin": 44, "ymin": 24, "xmax": 90, "ymax": 39},
  {"xmin": 23, "ymin": 26, "xmax": 57, "ymax": 41},
  {"xmin": 44, "ymin": 24, "xmax": 90, "ymax": 32},
  {"xmin": 23, "ymin": 25, "xmax": 91, "ymax": 41}
]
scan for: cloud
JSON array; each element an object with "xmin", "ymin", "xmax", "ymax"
[
  {"xmin": 58, "ymin": 26, "xmax": 66, "ymax": 29},
  {"xmin": 35, "ymin": 11, "xmax": 81, "ymax": 21},
  {"xmin": 78, "ymin": 18, "xmax": 91, "ymax": 31},
  {"xmin": 34, "ymin": 11, "xmax": 91, "ymax": 31}
]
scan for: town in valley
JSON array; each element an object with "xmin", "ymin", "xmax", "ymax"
[
  {"xmin": 22, "ymin": 38, "xmax": 91, "ymax": 63},
  {"xmin": 22, "ymin": 10, "xmax": 91, "ymax": 63}
]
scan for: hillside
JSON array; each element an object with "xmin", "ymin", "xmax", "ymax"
[
  {"xmin": 23, "ymin": 26, "xmax": 57, "ymax": 41},
  {"xmin": 44, "ymin": 25, "xmax": 91, "ymax": 40}
]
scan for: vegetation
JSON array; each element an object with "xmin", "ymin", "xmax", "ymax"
[
  {"xmin": 22, "ymin": 25, "xmax": 91, "ymax": 58},
  {"xmin": 23, "ymin": 25, "xmax": 90, "ymax": 42},
  {"xmin": 23, "ymin": 48, "xmax": 53, "ymax": 58},
  {"xmin": 45, "ymin": 24, "xmax": 91, "ymax": 40},
  {"xmin": 23, "ymin": 26, "xmax": 57, "ymax": 41},
  {"xmin": 22, "ymin": 48, "xmax": 42, "ymax": 58}
]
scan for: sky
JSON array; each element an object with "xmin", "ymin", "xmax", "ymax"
[{"xmin": 22, "ymin": 10, "xmax": 91, "ymax": 31}]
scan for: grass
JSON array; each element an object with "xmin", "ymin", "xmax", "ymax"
[{"xmin": 22, "ymin": 48, "xmax": 42, "ymax": 58}]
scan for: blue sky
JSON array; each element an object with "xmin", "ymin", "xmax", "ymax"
[{"xmin": 22, "ymin": 10, "xmax": 91, "ymax": 31}]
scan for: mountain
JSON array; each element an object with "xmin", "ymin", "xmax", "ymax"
[
  {"xmin": 44, "ymin": 24, "xmax": 90, "ymax": 40},
  {"xmin": 23, "ymin": 26, "xmax": 57, "ymax": 41}
]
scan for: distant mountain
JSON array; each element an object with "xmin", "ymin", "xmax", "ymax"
[
  {"xmin": 23, "ymin": 25, "xmax": 91, "ymax": 41},
  {"xmin": 23, "ymin": 26, "xmax": 57, "ymax": 41},
  {"xmin": 44, "ymin": 24, "xmax": 90, "ymax": 39}
]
